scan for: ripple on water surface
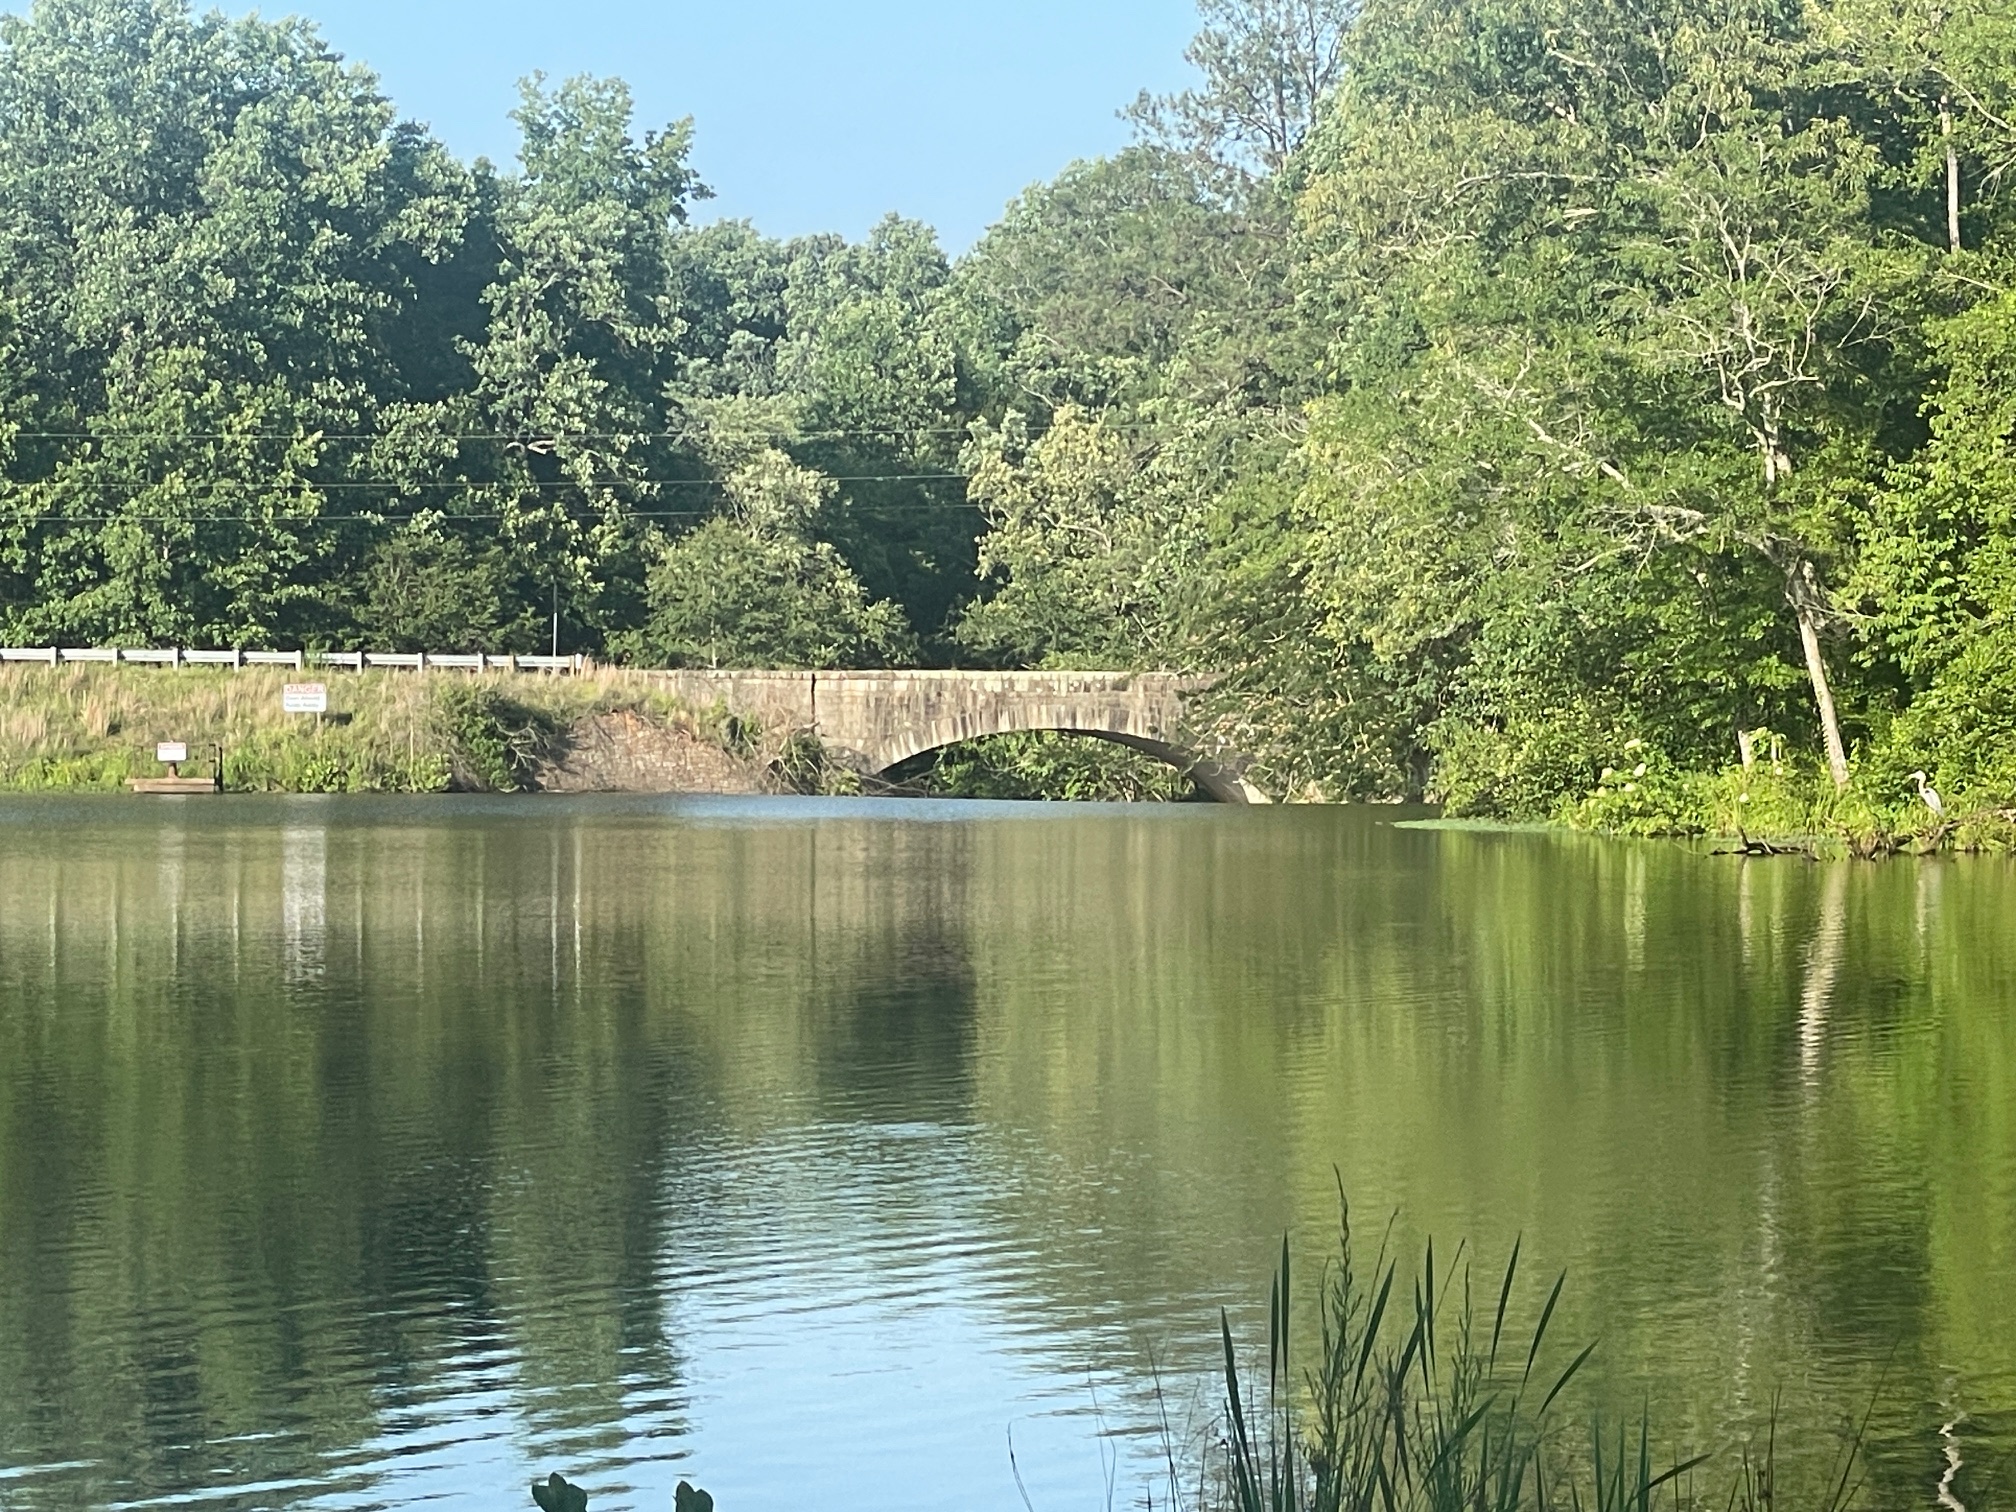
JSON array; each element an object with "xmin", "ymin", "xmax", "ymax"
[{"xmin": 0, "ymin": 797, "xmax": 2011, "ymax": 1511}]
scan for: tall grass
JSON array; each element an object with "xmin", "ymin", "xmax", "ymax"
[
  {"xmin": 1196, "ymin": 1196, "xmax": 1866, "ymax": 1512},
  {"xmin": 0, "ymin": 665, "xmax": 744, "ymax": 793}
]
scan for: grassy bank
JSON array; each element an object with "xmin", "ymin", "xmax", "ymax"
[
  {"xmin": 1556, "ymin": 743, "xmax": 2016, "ymax": 857},
  {"xmin": 0, "ymin": 665, "xmax": 760, "ymax": 794}
]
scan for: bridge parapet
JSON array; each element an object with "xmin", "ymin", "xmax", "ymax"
[{"xmin": 642, "ymin": 669, "xmax": 1267, "ymax": 803}]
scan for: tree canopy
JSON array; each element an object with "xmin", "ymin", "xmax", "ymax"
[{"xmin": 5, "ymin": 0, "xmax": 2016, "ymax": 812}]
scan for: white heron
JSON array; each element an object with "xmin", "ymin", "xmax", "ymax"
[{"xmin": 1910, "ymin": 770, "xmax": 1945, "ymax": 819}]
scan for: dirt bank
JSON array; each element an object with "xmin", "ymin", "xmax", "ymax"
[{"xmin": 531, "ymin": 709, "xmax": 770, "ymax": 794}]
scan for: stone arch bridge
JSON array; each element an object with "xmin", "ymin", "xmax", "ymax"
[{"xmin": 645, "ymin": 670, "xmax": 1269, "ymax": 803}]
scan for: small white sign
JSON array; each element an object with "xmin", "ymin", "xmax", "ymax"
[
  {"xmin": 283, "ymin": 682, "xmax": 328, "ymax": 714},
  {"xmin": 155, "ymin": 742, "xmax": 188, "ymax": 765}
]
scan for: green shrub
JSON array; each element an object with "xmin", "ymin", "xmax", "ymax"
[
  {"xmin": 1865, "ymin": 624, "xmax": 2016, "ymax": 809},
  {"xmin": 1561, "ymin": 740, "xmax": 1714, "ymax": 836},
  {"xmin": 1, "ymin": 752, "xmax": 137, "ymax": 790},
  {"xmin": 1429, "ymin": 705, "xmax": 1623, "ymax": 819},
  {"xmin": 1559, "ymin": 737, "xmax": 1952, "ymax": 855},
  {"xmin": 433, "ymin": 682, "xmax": 562, "ymax": 793}
]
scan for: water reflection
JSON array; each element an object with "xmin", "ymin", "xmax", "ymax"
[
  {"xmin": 0, "ymin": 800, "xmax": 2010, "ymax": 1512},
  {"xmin": 282, "ymin": 824, "xmax": 327, "ymax": 984},
  {"xmin": 1799, "ymin": 862, "xmax": 1849, "ymax": 1087}
]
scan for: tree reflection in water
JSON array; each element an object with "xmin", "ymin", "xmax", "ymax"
[{"xmin": 0, "ymin": 799, "xmax": 2008, "ymax": 1511}]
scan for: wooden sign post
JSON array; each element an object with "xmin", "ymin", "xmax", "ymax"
[{"xmin": 130, "ymin": 738, "xmax": 219, "ymax": 795}]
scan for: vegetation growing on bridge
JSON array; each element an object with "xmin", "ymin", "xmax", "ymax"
[{"xmin": 5, "ymin": 0, "xmax": 2016, "ymax": 823}]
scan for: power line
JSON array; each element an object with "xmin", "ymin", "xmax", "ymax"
[
  {"xmin": 0, "ymin": 504, "xmax": 987, "ymax": 523},
  {"xmin": 0, "ymin": 472, "xmax": 970, "ymax": 488},
  {"xmin": 6, "ymin": 426, "xmax": 975, "ymax": 440},
  {"xmin": 2, "ymin": 421, "xmax": 1135, "ymax": 442}
]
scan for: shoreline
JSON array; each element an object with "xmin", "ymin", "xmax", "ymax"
[{"xmin": 1402, "ymin": 812, "xmax": 2016, "ymax": 857}]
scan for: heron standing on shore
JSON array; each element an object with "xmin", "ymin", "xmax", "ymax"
[{"xmin": 1910, "ymin": 770, "xmax": 1945, "ymax": 818}]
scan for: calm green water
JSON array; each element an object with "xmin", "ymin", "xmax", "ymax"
[{"xmin": 0, "ymin": 797, "xmax": 2010, "ymax": 1512}]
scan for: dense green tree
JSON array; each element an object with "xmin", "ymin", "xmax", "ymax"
[
  {"xmin": 1855, "ymin": 289, "xmax": 2016, "ymax": 799},
  {"xmin": 1206, "ymin": 0, "xmax": 1972, "ymax": 805},
  {"xmin": 773, "ymin": 217, "xmax": 979, "ymax": 640},
  {"xmin": 447, "ymin": 72, "xmax": 710, "ymax": 647},
  {"xmin": 956, "ymin": 407, "xmax": 1203, "ymax": 667},
  {"xmin": 632, "ymin": 518, "xmax": 915, "ymax": 669},
  {"xmin": 0, "ymin": 0, "xmax": 476, "ymax": 645},
  {"xmin": 1128, "ymin": 0, "xmax": 1355, "ymax": 180},
  {"xmin": 5, "ymin": 0, "xmax": 2016, "ymax": 812},
  {"xmin": 955, "ymin": 148, "xmax": 1301, "ymax": 413},
  {"xmin": 353, "ymin": 532, "xmax": 538, "ymax": 652},
  {"xmin": 624, "ymin": 409, "xmax": 915, "ymax": 668}
]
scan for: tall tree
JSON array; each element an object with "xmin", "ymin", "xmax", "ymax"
[
  {"xmin": 1129, "ymin": 0, "xmax": 1357, "ymax": 180},
  {"xmin": 0, "ymin": 0, "xmax": 475, "ymax": 644},
  {"xmin": 956, "ymin": 407, "xmax": 1205, "ymax": 668},
  {"xmin": 1270, "ymin": 0, "xmax": 1947, "ymax": 801},
  {"xmin": 454, "ymin": 72, "xmax": 709, "ymax": 649}
]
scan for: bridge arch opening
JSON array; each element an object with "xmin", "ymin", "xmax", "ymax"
[{"xmin": 873, "ymin": 728, "xmax": 1266, "ymax": 805}]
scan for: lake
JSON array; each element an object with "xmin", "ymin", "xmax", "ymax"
[{"xmin": 0, "ymin": 797, "xmax": 2009, "ymax": 1511}]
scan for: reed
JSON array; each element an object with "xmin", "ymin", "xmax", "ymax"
[
  {"xmin": 529, "ymin": 1197, "xmax": 1873, "ymax": 1512},
  {"xmin": 1193, "ymin": 1195, "xmax": 1867, "ymax": 1512}
]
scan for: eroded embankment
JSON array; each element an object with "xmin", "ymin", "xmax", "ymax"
[
  {"xmin": 0, "ymin": 665, "xmax": 785, "ymax": 794},
  {"xmin": 530, "ymin": 708, "xmax": 768, "ymax": 794}
]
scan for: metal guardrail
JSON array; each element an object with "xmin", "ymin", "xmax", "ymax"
[{"xmin": 0, "ymin": 647, "xmax": 587, "ymax": 674}]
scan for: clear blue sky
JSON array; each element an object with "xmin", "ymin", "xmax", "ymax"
[{"xmin": 280, "ymin": 0, "xmax": 1203, "ymax": 252}]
